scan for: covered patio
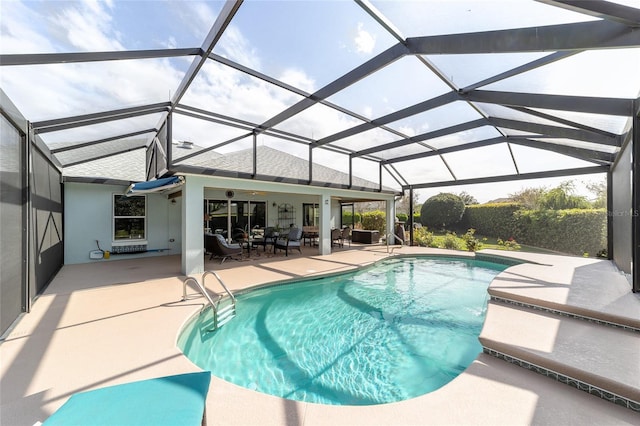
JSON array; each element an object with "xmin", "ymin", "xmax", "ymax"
[{"xmin": 1, "ymin": 0, "xmax": 640, "ymax": 424}]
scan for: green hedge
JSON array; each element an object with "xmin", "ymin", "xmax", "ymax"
[
  {"xmin": 514, "ymin": 208, "xmax": 607, "ymax": 256},
  {"xmin": 362, "ymin": 210, "xmax": 386, "ymax": 234},
  {"xmin": 342, "ymin": 211, "xmax": 362, "ymax": 226},
  {"xmin": 461, "ymin": 203, "xmax": 522, "ymax": 237}
]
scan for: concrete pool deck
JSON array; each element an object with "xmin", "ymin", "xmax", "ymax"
[{"xmin": 1, "ymin": 245, "xmax": 638, "ymax": 425}]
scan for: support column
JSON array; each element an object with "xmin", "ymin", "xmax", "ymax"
[
  {"xmin": 386, "ymin": 197, "xmax": 396, "ymax": 244},
  {"xmin": 320, "ymin": 193, "xmax": 331, "ymax": 255},
  {"xmin": 632, "ymin": 101, "xmax": 639, "ymax": 292},
  {"xmin": 181, "ymin": 176, "xmax": 205, "ymax": 276},
  {"xmin": 606, "ymin": 170, "xmax": 613, "ymax": 260},
  {"xmin": 409, "ymin": 187, "xmax": 414, "ymax": 246}
]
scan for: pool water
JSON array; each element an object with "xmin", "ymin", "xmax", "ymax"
[{"xmin": 178, "ymin": 256, "xmax": 508, "ymax": 405}]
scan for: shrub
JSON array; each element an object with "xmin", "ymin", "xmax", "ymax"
[
  {"xmin": 513, "ymin": 208, "xmax": 606, "ymax": 256},
  {"xmin": 440, "ymin": 232, "xmax": 462, "ymax": 250},
  {"xmin": 497, "ymin": 237, "xmax": 521, "ymax": 251},
  {"xmin": 413, "ymin": 226, "xmax": 435, "ymax": 247},
  {"xmin": 460, "ymin": 203, "xmax": 522, "ymax": 237},
  {"xmin": 420, "ymin": 193, "xmax": 465, "ymax": 229},
  {"xmin": 462, "ymin": 228, "xmax": 483, "ymax": 252},
  {"xmin": 342, "ymin": 211, "xmax": 362, "ymax": 227},
  {"xmin": 396, "ymin": 213, "xmax": 408, "ymax": 223},
  {"xmin": 362, "ymin": 210, "xmax": 386, "ymax": 234}
]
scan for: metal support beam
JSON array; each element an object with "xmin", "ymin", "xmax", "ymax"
[
  {"xmin": 537, "ymin": 0, "xmax": 640, "ymax": 27},
  {"xmin": 381, "ymin": 137, "xmax": 508, "ymax": 165},
  {"xmin": 406, "ymin": 20, "xmax": 640, "ymax": 54},
  {"xmin": 506, "ymin": 138, "xmax": 616, "ymax": 164},
  {"xmin": 50, "ymin": 129, "xmax": 156, "ymax": 153},
  {"xmin": 409, "ymin": 186, "xmax": 414, "ymax": 247},
  {"xmin": 607, "ymin": 170, "xmax": 614, "ymax": 261},
  {"xmin": 32, "ymin": 102, "xmax": 171, "ymax": 131},
  {"xmin": 488, "ymin": 117, "xmax": 620, "ymax": 146},
  {"xmin": 354, "ymin": 118, "xmax": 489, "ymax": 158},
  {"xmin": 252, "ymin": 131, "xmax": 257, "ymax": 177},
  {"xmin": 313, "ymin": 91, "xmax": 459, "ymax": 148},
  {"xmin": 464, "ymin": 90, "xmax": 635, "ymax": 117},
  {"xmin": 259, "ymin": 42, "xmax": 409, "ymax": 130},
  {"xmin": 0, "ymin": 48, "xmax": 201, "ymax": 67},
  {"xmin": 461, "ymin": 51, "xmax": 579, "ymax": 92},
  {"xmin": 410, "ymin": 165, "xmax": 608, "ymax": 189}
]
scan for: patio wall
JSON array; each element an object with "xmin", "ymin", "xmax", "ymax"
[{"xmin": 64, "ymin": 182, "xmax": 180, "ymax": 265}]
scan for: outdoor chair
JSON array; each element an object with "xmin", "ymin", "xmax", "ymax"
[
  {"xmin": 274, "ymin": 227, "xmax": 303, "ymax": 256},
  {"xmin": 331, "ymin": 228, "xmax": 343, "ymax": 247},
  {"xmin": 252, "ymin": 226, "xmax": 278, "ymax": 252},
  {"xmin": 205, "ymin": 233, "xmax": 243, "ymax": 263},
  {"xmin": 341, "ymin": 226, "xmax": 351, "ymax": 247}
]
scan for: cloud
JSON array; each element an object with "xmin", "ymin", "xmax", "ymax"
[
  {"xmin": 1, "ymin": 0, "xmax": 183, "ymax": 134},
  {"xmin": 278, "ymin": 69, "xmax": 316, "ymax": 94},
  {"xmin": 354, "ymin": 23, "xmax": 375, "ymax": 54},
  {"xmin": 53, "ymin": 0, "xmax": 122, "ymax": 51}
]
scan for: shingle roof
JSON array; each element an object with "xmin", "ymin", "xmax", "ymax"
[{"xmin": 63, "ymin": 142, "xmax": 384, "ymax": 190}]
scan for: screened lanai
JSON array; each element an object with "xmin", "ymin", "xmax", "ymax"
[{"xmin": 1, "ymin": 0, "xmax": 639, "ymax": 329}]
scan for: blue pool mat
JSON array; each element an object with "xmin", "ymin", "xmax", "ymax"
[{"xmin": 43, "ymin": 371, "xmax": 211, "ymax": 426}]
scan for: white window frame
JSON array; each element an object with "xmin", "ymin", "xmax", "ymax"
[{"xmin": 112, "ymin": 194, "xmax": 147, "ymax": 245}]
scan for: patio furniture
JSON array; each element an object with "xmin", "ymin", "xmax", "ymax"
[
  {"xmin": 43, "ymin": 371, "xmax": 211, "ymax": 426},
  {"xmin": 274, "ymin": 227, "xmax": 303, "ymax": 256},
  {"xmin": 331, "ymin": 228, "xmax": 343, "ymax": 247},
  {"xmin": 252, "ymin": 227, "xmax": 278, "ymax": 252},
  {"xmin": 351, "ymin": 229, "xmax": 380, "ymax": 244},
  {"xmin": 205, "ymin": 233, "xmax": 243, "ymax": 263},
  {"xmin": 341, "ymin": 226, "xmax": 351, "ymax": 247},
  {"xmin": 302, "ymin": 226, "xmax": 319, "ymax": 246},
  {"xmin": 231, "ymin": 228, "xmax": 247, "ymax": 243}
]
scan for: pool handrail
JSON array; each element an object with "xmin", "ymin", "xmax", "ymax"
[
  {"xmin": 386, "ymin": 232, "xmax": 404, "ymax": 253},
  {"xmin": 182, "ymin": 272, "xmax": 236, "ymax": 330}
]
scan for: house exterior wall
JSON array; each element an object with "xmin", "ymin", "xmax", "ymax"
[
  {"xmin": 63, "ymin": 175, "xmax": 396, "ymax": 269},
  {"xmin": 63, "ymin": 182, "xmax": 180, "ymax": 265}
]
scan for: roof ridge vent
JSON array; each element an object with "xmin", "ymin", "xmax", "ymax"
[{"xmin": 178, "ymin": 140, "xmax": 193, "ymax": 149}]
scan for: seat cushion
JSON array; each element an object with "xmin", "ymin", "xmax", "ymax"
[{"xmin": 43, "ymin": 372, "xmax": 211, "ymax": 426}]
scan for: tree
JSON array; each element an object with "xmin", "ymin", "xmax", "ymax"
[
  {"xmin": 509, "ymin": 187, "xmax": 547, "ymax": 210},
  {"xmin": 420, "ymin": 193, "xmax": 465, "ymax": 229},
  {"xmin": 585, "ymin": 179, "xmax": 606, "ymax": 209},
  {"xmin": 396, "ymin": 190, "xmax": 420, "ymax": 215},
  {"xmin": 540, "ymin": 181, "xmax": 590, "ymax": 210},
  {"xmin": 457, "ymin": 191, "xmax": 478, "ymax": 205}
]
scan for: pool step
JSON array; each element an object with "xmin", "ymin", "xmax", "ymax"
[
  {"xmin": 480, "ymin": 300, "xmax": 640, "ymax": 411},
  {"xmin": 216, "ymin": 304, "xmax": 236, "ymax": 328}
]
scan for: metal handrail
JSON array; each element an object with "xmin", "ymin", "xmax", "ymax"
[
  {"xmin": 386, "ymin": 232, "xmax": 404, "ymax": 254},
  {"xmin": 182, "ymin": 276, "xmax": 218, "ymax": 307},
  {"xmin": 181, "ymin": 272, "xmax": 236, "ymax": 330},
  {"xmin": 203, "ymin": 270, "xmax": 236, "ymax": 304}
]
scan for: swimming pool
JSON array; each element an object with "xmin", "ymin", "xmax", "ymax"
[{"xmin": 178, "ymin": 256, "xmax": 509, "ymax": 405}]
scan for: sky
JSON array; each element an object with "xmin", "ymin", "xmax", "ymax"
[{"xmin": 1, "ymin": 0, "xmax": 638, "ymax": 203}]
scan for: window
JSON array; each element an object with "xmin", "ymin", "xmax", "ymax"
[
  {"xmin": 204, "ymin": 199, "xmax": 266, "ymax": 233},
  {"xmin": 303, "ymin": 203, "xmax": 319, "ymax": 227},
  {"xmin": 113, "ymin": 195, "xmax": 146, "ymax": 241}
]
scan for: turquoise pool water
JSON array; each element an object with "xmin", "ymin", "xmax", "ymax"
[{"xmin": 178, "ymin": 256, "xmax": 508, "ymax": 405}]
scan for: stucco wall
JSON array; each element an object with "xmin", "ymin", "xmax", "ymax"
[{"xmin": 64, "ymin": 182, "xmax": 181, "ymax": 264}]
